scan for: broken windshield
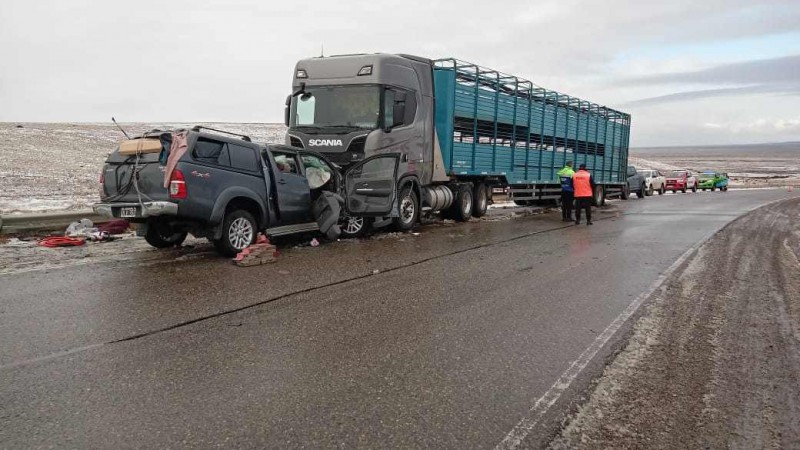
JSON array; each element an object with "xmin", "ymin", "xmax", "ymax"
[{"xmin": 290, "ymin": 85, "xmax": 380, "ymax": 132}]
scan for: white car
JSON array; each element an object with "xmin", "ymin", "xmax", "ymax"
[{"xmin": 638, "ymin": 169, "xmax": 666, "ymax": 196}]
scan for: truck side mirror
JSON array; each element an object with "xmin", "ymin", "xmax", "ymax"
[{"xmin": 284, "ymin": 95, "xmax": 291, "ymax": 126}]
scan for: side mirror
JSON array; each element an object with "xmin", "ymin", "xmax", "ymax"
[{"xmin": 284, "ymin": 95, "xmax": 291, "ymax": 127}]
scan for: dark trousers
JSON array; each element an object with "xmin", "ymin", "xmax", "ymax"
[
  {"xmin": 561, "ymin": 191, "xmax": 574, "ymax": 220},
  {"xmin": 575, "ymin": 197, "xmax": 592, "ymax": 223}
]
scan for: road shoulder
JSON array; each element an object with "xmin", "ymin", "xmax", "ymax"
[{"xmin": 549, "ymin": 197, "xmax": 800, "ymax": 449}]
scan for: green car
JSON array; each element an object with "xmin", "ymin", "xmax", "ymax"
[{"xmin": 698, "ymin": 171, "xmax": 729, "ymax": 191}]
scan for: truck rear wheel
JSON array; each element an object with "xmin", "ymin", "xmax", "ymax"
[
  {"xmin": 212, "ymin": 209, "xmax": 257, "ymax": 257},
  {"xmin": 144, "ymin": 219, "xmax": 187, "ymax": 249},
  {"xmin": 452, "ymin": 184, "xmax": 473, "ymax": 222},
  {"xmin": 393, "ymin": 186, "xmax": 419, "ymax": 231},
  {"xmin": 472, "ymin": 183, "xmax": 488, "ymax": 217}
]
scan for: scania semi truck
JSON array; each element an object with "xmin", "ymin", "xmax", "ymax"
[{"xmin": 284, "ymin": 54, "xmax": 631, "ymax": 234}]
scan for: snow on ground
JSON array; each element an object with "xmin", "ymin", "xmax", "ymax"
[{"xmin": 0, "ymin": 123, "xmax": 286, "ymax": 214}]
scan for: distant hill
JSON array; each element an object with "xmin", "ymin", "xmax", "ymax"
[{"xmin": 631, "ymin": 142, "xmax": 800, "ymax": 157}]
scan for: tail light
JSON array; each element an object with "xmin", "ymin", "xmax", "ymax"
[{"xmin": 169, "ymin": 169, "xmax": 187, "ymax": 199}]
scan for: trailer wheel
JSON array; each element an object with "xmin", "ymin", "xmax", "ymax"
[
  {"xmin": 452, "ymin": 184, "xmax": 473, "ymax": 222},
  {"xmin": 472, "ymin": 183, "xmax": 488, "ymax": 217},
  {"xmin": 593, "ymin": 185, "xmax": 605, "ymax": 206},
  {"xmin": 393, "ymin": 186, "xmax": 419, "ymax": 231}
]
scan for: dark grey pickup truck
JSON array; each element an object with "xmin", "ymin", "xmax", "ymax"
[{"xmin": 94, "ymin": 127, "xmax": 400, "ymax": 256}]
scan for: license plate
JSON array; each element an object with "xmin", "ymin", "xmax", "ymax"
[{"xmin": 120, "ymin": 207, "xmax": 137, "ymax": 218}]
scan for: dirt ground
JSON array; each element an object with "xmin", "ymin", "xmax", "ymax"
[{"xmin": 550, "ymin": 197, "xmax": 800, "ymax": 449}]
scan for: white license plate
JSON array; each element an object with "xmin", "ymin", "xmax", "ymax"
[{"xmin": 120, "ymin": 207, "xmax": 137, "ymax": 218}]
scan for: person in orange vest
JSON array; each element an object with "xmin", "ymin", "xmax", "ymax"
[{"xmin": 572, "ymin": 163, "xmax": 595, "ymax": 225}]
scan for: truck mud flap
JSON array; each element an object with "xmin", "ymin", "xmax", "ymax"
[{"xmin": 312, "ymin": 192, "xmax": 344, "ymax": 240}]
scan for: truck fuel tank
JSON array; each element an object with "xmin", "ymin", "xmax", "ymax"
[{"xmin": 423, "ymin": 185, "xmax": 454, "ymax": 211}]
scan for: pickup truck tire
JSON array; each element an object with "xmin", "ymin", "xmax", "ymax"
[
  {"xmin": 452, "ymin": 184, "xmax": 473, "ymax": 222},
  {"xmin": 637, "ymin": 183, "xmax": 646, "ymax": 198},
  {"xmin": 340, "ymin": 214, "xmax": 372, "ymax": 238},
  {"xmin": 213, "ymin": 209, "xmax": 257, "ymax": 257},
  {"xmin": 394, "ymin": 186, "xmax": 419, "ymax": 231},
  {"xmin": 659, "ymin": 186, "xmax": 665, "ymax": 195},
  {"xmin": 621, "ymin": 184, "xmax": 630, "ymax": 200},
  {"xmin": 647, "ymin": 184, "xmax": 654, "ymax": 196},
  {"xmin": 472, "ymin": 183, "xmax": 488, "ymax": 217},
  {"xmin": 681, "ymin": 187, "xmax": 687, "ymax": 193},
  {"xmin": 144, "ymin": 219, "xmax": 187, "ymax": 249}
]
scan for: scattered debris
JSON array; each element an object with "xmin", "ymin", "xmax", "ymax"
[
  {"xmin": 37, "ymin": 236, "xmax": 86, "ymax": 248},
  {"xmin": 233, "ymin": 235, "xmax": 279, "ymax": 267},
  {"xmin": 310, "ymin": 238, "xmax": 320, "ymax": 247}
]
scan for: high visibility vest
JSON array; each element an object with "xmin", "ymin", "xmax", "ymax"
[
  {"xmin": 557, "ymin": 166, "xmax": 575, "ymax": 192},
  {"xmin": 573, "ymin": 170, "xmax": 593, "ymax": 198}
]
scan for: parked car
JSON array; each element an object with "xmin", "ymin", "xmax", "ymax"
[
  {"xmin": 638, "ymin": 169, "xmax": 666, "ymax": 195},
  {"xmin": 698, "ymin": 171, "xmax": 729, "ymax": 191},
  {"xmin": 664, "ymin": 170, "xmax": 698, "ymax": 193},
  {"xmin": 94, "ymin": 127, "xmax": 400, "ymax": 255},
  {"xmin": 623, "ymin": 165, "xmax": 647, "ymax": 199}
]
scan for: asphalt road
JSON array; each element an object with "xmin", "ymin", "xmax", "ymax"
[{"xmin": 1, "ymin": 189, "xmax": 797, "ymax": 448}]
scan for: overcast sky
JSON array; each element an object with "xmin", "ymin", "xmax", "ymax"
[{"xmin": 1, "ymin": 0, "xmax": 799, "ymax": 146}]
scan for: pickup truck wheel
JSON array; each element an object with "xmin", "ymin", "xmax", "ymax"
[
  {"xmin": 213, "ymin": 209, "xmax": 256, "ymax": 257},
  {"xmin": 144, "ymin": 220, "xmax": 187, "ymax": 249},
  {"xmin": 659, "ymin": 186, "xmax": 665, "ymax": 195},
  {"xmin": 637, "ymin": 183, "xmax": 646, "ymax": 198},
  {"xmin": 472, "ymin": 183, "xmax": 488, "ymax": 217},
  {"xmin": 681, "ymin": 187, "xmax": 687, "ymax": 193},
  {"xmin": 621, "ymin": 184, "xmax": 630, "ymax": 200},
  {"xmin": 647, "ymin": 184, "xmax": 654, "ymax": 196},
  {"xmin": 452, "ymin": 184, "xmax": 473, "ymax": 222},
  {"xmin": 340, "ymin": 214, "xmax": 372, "ymax": 238},
  {"xmin": 393, "ymin": 186, "xmax": 419, "ymax": 231}
]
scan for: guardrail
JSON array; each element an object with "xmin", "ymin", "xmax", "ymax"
[{"xmin": 0, "ymin": 210, "xmax": 107, "ymax": 235}]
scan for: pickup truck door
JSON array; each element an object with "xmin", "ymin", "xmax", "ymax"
[
  {"xmin": 344, "ymin": 154, "xmax": 399, "ymax": 216},
  {"xmin": 266, "ymin": 149, "xmax": 312, "ymax": 224}
]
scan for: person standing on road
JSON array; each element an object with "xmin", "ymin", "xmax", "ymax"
[
  {"xmin": 557, "ymin": 161, "xmax": 575, "ymax": 222},
  {"xmin": 573, "ymin": 163, "xmax": 595, "ymax": 225}
]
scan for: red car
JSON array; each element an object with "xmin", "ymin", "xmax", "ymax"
[{"xmin": 665, "ymin": 170, "xmax": 698, "ymax": 193}]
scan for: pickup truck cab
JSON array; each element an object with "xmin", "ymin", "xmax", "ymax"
[
  {"xmin": 623, "ymin": 165, "xmax": 647, "ymax": 199},
  {"xmin": 638, "ymin": 169, "xmax": 666, "ymax": 196},
  {"xmin": 94, "ymin": 127, "xmax": 400, "ymax": 255},
  {"xmin": 665, "ymin": 170, "xmax": 698, "ymax": 193},
  {"xmin": 698, "ymin": 171, "xmax": 729, "ymax": 191}
]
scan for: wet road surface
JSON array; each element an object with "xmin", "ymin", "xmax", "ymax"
[{"xmin": 1, "ymin": 189, "xmax": 797, "ymax": 448}]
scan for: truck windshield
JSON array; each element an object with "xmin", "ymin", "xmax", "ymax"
[{"xmin": 290, "ymin": 85, "xmax": 380, "ymax": 132}]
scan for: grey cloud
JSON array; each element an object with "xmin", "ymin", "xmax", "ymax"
[
  {"xmin": 630, "ymin": 54, "xmax": 800, "ymax": 86},
  {"xmin": 625, "ymin": 84, "xmax": 800, "ymax": 106}
]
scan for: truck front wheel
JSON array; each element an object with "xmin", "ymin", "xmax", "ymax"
[
  {"xmin": 144, "ymin": 219, "xmax": 187, "ymax": 249},
  {"xmin": 394, "ymin": 186, "xmax": 419, "ymax": 231}
]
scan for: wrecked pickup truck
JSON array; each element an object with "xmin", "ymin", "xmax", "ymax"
[{"xmin": 94, "ymin": 126, "xmax": 401, "ymax": 256}]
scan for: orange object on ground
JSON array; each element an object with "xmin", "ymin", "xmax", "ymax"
[{"xmin": 37, "ymin": 236, "xmax": 86, "ymax": 248}]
